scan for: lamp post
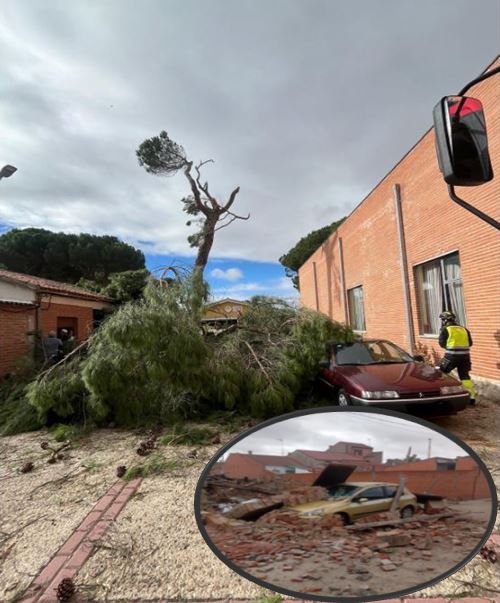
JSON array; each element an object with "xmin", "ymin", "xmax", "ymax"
[{"xmin": 0, "ymin": 165, "xmax": 17, "ymax": 180}]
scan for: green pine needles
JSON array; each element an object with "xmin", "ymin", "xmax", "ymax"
[{"xmin": 24, "ymin": 275, "xmax": 354, "ymax": 428}]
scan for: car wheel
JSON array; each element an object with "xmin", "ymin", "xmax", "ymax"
[
  {"xmin": 337, "ymin": 389, "xmax": 351, "ymax": 407},
  {"xmin": 400, "ymin": 505, "xmax": 414, "ymax": 519},
  {"xmin": 335, "ymin": 512, "xmax": 350, "ymax": 526}
]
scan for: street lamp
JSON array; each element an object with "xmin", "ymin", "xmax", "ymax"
[{"xmin": 0, "ymin": 165, "xmax": 17, "ymax": 180}]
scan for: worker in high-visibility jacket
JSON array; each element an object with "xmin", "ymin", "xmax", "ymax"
[{"xmin": 438, "ymin": 310, "xmax": 477, "ymax": 406}]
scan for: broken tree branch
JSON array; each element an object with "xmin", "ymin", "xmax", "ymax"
[
  {"xmin": 243, "ymin": 340, "xmax": 273, "ymax": 383},
  {"xmin": 223, "ymin": 186, "xmax": 241, "ymax": 211},
  {"xmin": 37, "ymin": 340, "xmax": 88, "ymax": 382},
  {"xmin": 28, "ymin": 467, "xmax": 86, "ymax": 500},
  {"xmin": 183, "ymin": 162, "xmax": 210, "ymax": 217}
]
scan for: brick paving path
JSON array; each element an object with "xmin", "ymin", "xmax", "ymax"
[{"xmin": 19, "ymin": 477, "xmax": 142, "ymax": 603}]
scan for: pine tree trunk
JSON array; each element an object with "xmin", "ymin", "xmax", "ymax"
[{"xmin": 194, "ymin": 216, "xmax": 218, "ymax": 277}]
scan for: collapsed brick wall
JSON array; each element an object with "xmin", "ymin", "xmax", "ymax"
[{"xmin": 347, "ymin": 468, "xmax": 490, "ymax": 500}]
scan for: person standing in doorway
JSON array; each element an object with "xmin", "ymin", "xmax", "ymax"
[
  {"xmin": 438, "ymin": 311, "xmax": 477, "ymax": 406},
  {"xmin": 42, "ymin": 330, "xmax": 63, "ymax": 364}
]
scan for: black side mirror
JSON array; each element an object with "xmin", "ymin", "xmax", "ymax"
[
  {"xmin": 319, "ymin": 360, "xmax": 330, "ymax": 369},
  {"xmin": 413, "ymin": 355, "xmax": 425, "ymax": 362},
  {"xmin": 433, "ymin": 96, "xmax": 493, "ymax": 186}
]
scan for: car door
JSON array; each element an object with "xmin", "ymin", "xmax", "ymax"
[{"xmin": 349, "ymin": 486, "xmax": 391, "ymax": 519}]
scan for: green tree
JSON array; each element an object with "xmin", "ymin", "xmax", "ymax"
[
  {"xmin": 0, "ymin": 228, "xmax": 145, "ymax": 285},
  {"xmin": 77, "ymin": 269, "xmax": 150, "ymax": 303},
  {"xmin": 279, "ymin": 219, "xmax": 345, "ymax": 290},
  {"xmin": 136, "ymin": 131, "xmax": 249, "ymax": 278}
]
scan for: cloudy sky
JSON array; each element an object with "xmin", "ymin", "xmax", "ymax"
[
  {"xmin": 225, "ymin": 411, "xmax": 470, "ymax": 461},
  {"xmin": 1, "ymin": 0, "xmax": 498, "ymax": 298}
]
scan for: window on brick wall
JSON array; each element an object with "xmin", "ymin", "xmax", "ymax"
[
  {"xmin": 414, "ymin": 252, "xmax": 466, "ymax": 336},
  {"xmin": 347, "ymin": 286, "xmax": 366, "ymax": 332}
]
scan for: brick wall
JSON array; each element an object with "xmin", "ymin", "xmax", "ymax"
[
  {"xmin": 1, "ymin": 299, "xmax": 98, "ymax": 377},
  {"xmin": 40, "ymin": 302, "xmax": 94, "ymax": 341},
  {"xmin": 299, "ymin": 57, "xmax": 500, "ymax": 382},
  {"xmin": 223, "ymin": 453, "xmax": 268, "ymax": 479},
  {"xmin": 347, "ymin": 467, "xmax": 490, "ymax": 500},
  {"xmin": 379, "ymin": 459, "xmax": 438, "ymax": 472},
  {"xmin": 0, "ymin": 304, "xmax": 35, "ymax": 376}
]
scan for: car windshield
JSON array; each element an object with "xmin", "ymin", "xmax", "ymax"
[
  {"xmin": 334, "ymin": 341, "xmax": 413, "ymax": 366},
  {"xmin": 327, "ymin": 484, "xmax": 361, "ymax": 499}
]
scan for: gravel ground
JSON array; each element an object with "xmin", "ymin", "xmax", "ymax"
[
  {"xmin": 0, "ymin": 429, "xmax": 144, "ymax": 602},
  {"xmin": 0, "ymin": 402, "xmax": 498, "ymax": 602},
  {"xmin": 77, "ymin": 441, "xmax": 261, "ymax": 601}
]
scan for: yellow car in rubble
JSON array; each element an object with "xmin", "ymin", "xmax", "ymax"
[{"xmin": 291, "ymin": 482, "xmax": 418, "ymax": 524}]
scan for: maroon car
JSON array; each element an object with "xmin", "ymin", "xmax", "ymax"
[{"xmin": 318, "ymin": 339, "xmax": 469, "ymax": 415}]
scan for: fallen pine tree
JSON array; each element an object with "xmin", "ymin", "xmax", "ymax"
[{"xmin": 24, "ymin": 273, "xmax": 354, "ymax": 428}]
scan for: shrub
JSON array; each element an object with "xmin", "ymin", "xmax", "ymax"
[{"xmin": 0, "ymin": 381, "xmax": 43, "ymax": 436}]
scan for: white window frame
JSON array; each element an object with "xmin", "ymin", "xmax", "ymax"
[
  {"xmin": 414, "ymin": 251, "xmax": 466, "ymax": 336},
  {"xmin": 347, "ymin": 285, "xmax": 366, "ymax": 332}
]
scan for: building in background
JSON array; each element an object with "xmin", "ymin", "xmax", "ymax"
[
  {"xmin": 298, "ymin": 57, "xmax": 500, "ymax": 396},
  {"xmin": 201, "ymin": 298, "xmax": 250, "ymax": 333},
  {"xmin": 0, "ymin": 269, "xmax": 113, "ymax": 377},
  {"xmin": 223, "ymin": 452, "xmax": 311, "ymax": 479}
]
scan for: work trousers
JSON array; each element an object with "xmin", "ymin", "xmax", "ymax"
[{"xmin": 439, "ymin": 353, "xmax": 477, "ymax": 402}]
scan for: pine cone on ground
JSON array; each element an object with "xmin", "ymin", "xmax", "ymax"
[
  {"xmin": 136, "ymin": 443, "xmax": 150, "ymax": 456},
  {"xmin": 21, "ymin": 461, "xmax": 34, "ymax": 473},
  {"xmin": 40, "ymin": 441, "xmax": 49, "ymax": 450},
  {"xmin": 210, "ymin": 433, "xmax": 221, "ymax": 445},
  {"xmin": 56, "ymin": 577, "xmax": 76, "ymax": 601},
  {"xmin": 116, "ymin": 465, "xmax": 127, "ymax": 478}
]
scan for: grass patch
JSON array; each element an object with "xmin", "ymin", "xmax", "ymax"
[
  {"xmin": 256, "ymin": 591, "xmax": 283, "ymax": 603},
  {"xmin": 123, "ymin": 453, "xmax": 183, "ymax": 481},
  {"xmin": 159, "ymin": 424, "xmax": 215, "ymax": 446},
  {"xmin": 50, "ymin": 422, "xmax": 94, "ymax": 444},
  {"xmin": 81, "ymin": 458, "xmax": 102, "ymax": 472}
]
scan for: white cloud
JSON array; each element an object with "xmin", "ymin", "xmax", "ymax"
[
  {"xmin": 210, "ymin": 276, "xmax": 298, "ymax": 302},
  {"xmin": 0, "ymin": 1, "xmax": 497, "ymax": 263},
  {"xmin": 210, "ymin": 267, "xmax": 243, "ymax": 281}
]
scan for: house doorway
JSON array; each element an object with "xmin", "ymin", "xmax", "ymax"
[{"xmin": 57, "ymin": 317, "xmax": 78, "ymax": 341}]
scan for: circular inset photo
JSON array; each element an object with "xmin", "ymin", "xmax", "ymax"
[{"xmin": 194, "ymin": 408, "xmax": 497, "ymax": 601}]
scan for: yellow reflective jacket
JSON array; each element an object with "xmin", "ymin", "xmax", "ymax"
[{"xmin": 439, "ymin": 325, "xmax": 472, "ymax": 354}]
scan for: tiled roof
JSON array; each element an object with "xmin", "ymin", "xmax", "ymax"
[{"xmin": 0, "ymin": 269, "xmax": 114, "ymax": 302}]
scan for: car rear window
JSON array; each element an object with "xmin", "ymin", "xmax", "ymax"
[
  {"xmin": 358, "ymin": 486, "xmax": 386, "ymax": 499},
  {"xmin": 328, "ymin": 484, "xmax": 360, "ymax": 498}
]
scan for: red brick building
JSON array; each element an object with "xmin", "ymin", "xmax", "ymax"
[
  {"xmin": 298, "ymin": 57, "xmax": 500, "ymax": 394},
  {"xmin": 348, "ymin": 456, "xmax": 490, "ymax": 500},
  {"xmin": 220, "ymin": 450, "xmax": 489, "ymax": 500},
  {"xmin": 221, "ymin": 440, "xmax": 382, "ymax": 479},
  {"xmin": 0, "ymin": 270, "xmax": 113, "ymax": 376},
  {"xmin": 223, "ymin": 452, "xmax": 311, "ymax": 479},
  {"xmin": 288, "ymin": 442, "xmax": 383, "ymax": 469}
]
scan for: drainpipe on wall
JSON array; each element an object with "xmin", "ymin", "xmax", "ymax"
[
  {"xmin": 393, "ymin": 184, "xmax": 416, "ymax": 354},
  {"xmin": 338, "ymin": 237, "xmax": 349, "ymax": 324},
  {"xmin": 34, "ymin": 291, "xmax": 42, "ymax": 362},
  {"xmin": 312, "ymin": 261, "xmax": 320, "ymax": 312}
]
